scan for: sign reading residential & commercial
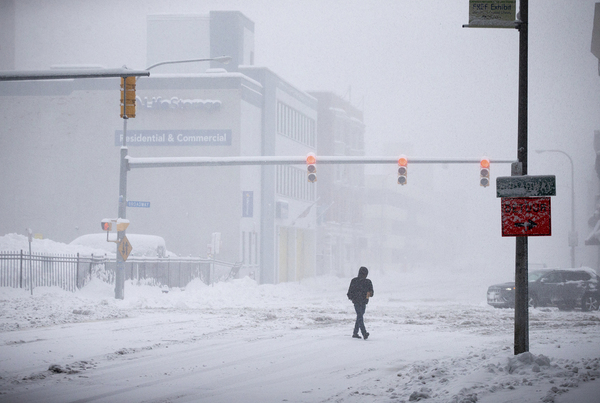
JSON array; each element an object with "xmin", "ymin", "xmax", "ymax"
[{"xmin": 114, "ymin": 129, "xmax": 232, "ymax": 146}]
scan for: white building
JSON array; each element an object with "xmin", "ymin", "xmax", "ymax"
[{"xmin": 0, "ymin": 11, "xmax": 319, "ymax": 283}]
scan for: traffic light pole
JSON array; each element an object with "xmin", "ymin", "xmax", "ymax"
[
  {"xmin": 125, "ymin": 155, "xmax": 517, "ymax": 169},
  {"xmin": 112, "ymin": 58, "xmax": 230, "ymax": 300},
  {"xmin": 115, "ymin": 126, "xmax": 127, "ymax": 300},
  {"xmin": 463, "ymin": 0, "xmax": 530, "ymax": 356},
  {"xmin": 514, "ymin": 0, "xmax": 529, "ymax": 355},
  {"xmin": 115, "ymin": 80, "xmax": 131, "ymax": 300}
]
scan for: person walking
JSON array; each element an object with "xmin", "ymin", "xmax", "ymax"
[{"xmin": 347, "ymin": 266, "xmax": 374, "ymax": 340}]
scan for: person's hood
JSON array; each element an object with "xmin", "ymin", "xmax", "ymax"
[{"xmin": 358, "ymin": 266, "xmax": 368, "ymax": 278}]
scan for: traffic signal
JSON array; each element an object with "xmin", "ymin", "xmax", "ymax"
[
  {"xmin": 101, "ymin": 220, "xmax": 112, "ymax": 231},
  {"xmin": 120, "ymin": 76, "xmax": 136, "ymax": 118},
  {"xmin": 397, "ymin": 155, "xmax": 408, "ymax": 185},
  {"xmin": 480, "ymin": 157, "xmax": 490, "ymax": 187},
  {"xmin": 307, "ymin": 153, "xmax": 317, "ymax": 182},
  {"xmin": 116, "ymin": 219, "xmax": 130, "ymax": 232}
]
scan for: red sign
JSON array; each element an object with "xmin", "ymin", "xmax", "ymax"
[{"xmin": 501, "ymin": 197, "xmax": 551, "ymax": 237}]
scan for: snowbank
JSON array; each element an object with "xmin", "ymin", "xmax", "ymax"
[{"xmin": 0, "ymin": 233, "xmax": 109, "ymax": 256}]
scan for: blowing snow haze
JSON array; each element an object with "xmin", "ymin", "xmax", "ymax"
[{"xmin": 1, "ymin": 0, "xmax": 599, "ymax": 279}]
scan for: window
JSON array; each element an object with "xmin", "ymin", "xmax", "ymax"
[
  {"xmin": 242, "ymin": 231, "xmax": 247, "ymax": 263},
  {"xmin": 276, "ymin": 101, "xmax": 316, "ymax": 147},
  {"xmin": 543, "ymin": 272, "xmax": 563, "ymax": 284},
  {"xmin": 276, "ymin": 165, "xmax": 315, "ymax": 202},
  {"xmin": 564, "ymin": 271, "xmax": 591, "ymax": 282},
  {"xmin": 252, "ymin": 232, "xmax": 258, "ymax": 265}
]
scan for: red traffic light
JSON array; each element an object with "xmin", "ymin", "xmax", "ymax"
[
  {"xmin": 101, "ymin": 221, "xmax": 112, "ymax": 231},
  {"xmin": 306, "ymin": 153, "xmax": 317, "ymax": 182},
  {"xmin": 397, "ymin": 155, "xmax": 408, "ymax": 185},
  {"xmin": 480, "ymin": 157, "xmax": 490, "ymax": 187}
]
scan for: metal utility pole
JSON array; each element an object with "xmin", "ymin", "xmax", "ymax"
[
  {"xmin": 463, "ymin": 0, "xmax": 531, "ymax": 354},
  {"xmin": 115, "ymin": 102, "xmax": 129, "ymax": 300},
  {"xmin": 514, "ymin": 0, "xmax": 529, "ymax": 355},
  {"xmin": 115, "ymin": 76, "xmax": 135, "ymax": 300},
  {"xmin": 114, "ymin": 57, "xmax": 231, "ymax": 300}
]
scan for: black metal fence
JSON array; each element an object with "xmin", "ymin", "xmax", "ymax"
[
  {"xmin": 0, "ymin": 251, "xmax": 242, "ymax": 292},
  {"xmin": 115, "ymin": 256, "xmax": 242, "ymax": 288}
]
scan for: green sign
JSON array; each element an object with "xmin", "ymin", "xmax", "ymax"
[
  {"xmin": 469, "ymin": 0, "xmax": 516, "ymax": 23},
  {"xmin": 496, "ymin": 175, "xmax": 556, "ymax": 198}
]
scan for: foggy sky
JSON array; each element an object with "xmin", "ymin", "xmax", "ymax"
[{"xmin": 6, "ymin": 0, "xmax": 600, "ymax": 273}]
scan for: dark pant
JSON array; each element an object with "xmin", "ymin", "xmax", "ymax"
[{"xmin": 353, "ymin": 303, "xmax": 367, "ymax": 336}]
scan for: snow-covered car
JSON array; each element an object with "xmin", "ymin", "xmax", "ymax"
[
  {"xmin": 70, "ymin": 233, "xmax": 173, "ymax": 258},
  {"xmin": 487, "ymin": 268, "xmax": 600, "ymax": 311}
]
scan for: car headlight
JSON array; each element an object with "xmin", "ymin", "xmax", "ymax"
[{"xmin": 505, "ymin": 287, "xmax": 514, "ymax": 291}]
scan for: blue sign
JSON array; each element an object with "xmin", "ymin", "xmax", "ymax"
[
  {"xmin": 115, "ymin": 130, "xmax": 232, "ymax": 146},
  {"xmin": 242, "ymin": 191, "xmax": 253, "ymax": 217},
  {"xmin": 127, "ymin": 201, "xmax": 151, "ymax": 208}
]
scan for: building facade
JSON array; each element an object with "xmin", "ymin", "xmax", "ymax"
[
  {"xmin": 240, "ymin": 66, "xmax": 319, "ymax": 284},
  {"xmin": 307, "ymin": 92, "xmax": 366, "ymax": 277},
  {"xmin": 0, "ymin": 10, "xmax": 320, "ymax": 284},
  {"xmin": 586, "ymin": 3, "xmax": 600, "ymax": 271}
]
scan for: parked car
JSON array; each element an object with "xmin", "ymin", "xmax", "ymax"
[
  {"xmin": 487, "ymin": 267, "xmax": 600, "ymax": 311},
  {"xmin": 70, "ymin": 233, "xmax": 173, "ymax": 258}
]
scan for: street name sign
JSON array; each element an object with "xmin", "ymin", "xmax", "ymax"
[
  {"xmin": 127, "ymin": 201, "xmax": 151, "ymax": 208},
  {"xmin": 501, "ymin": 197, "xmax": 551, "ymax": 237},
  {"xmin": 496, "ymin": 175, "xmax": 556, "ymax": 198}
]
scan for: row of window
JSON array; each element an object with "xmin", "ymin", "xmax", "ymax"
[
  {"xmin": 276, "ymin": 165, "xmax": 316, "ymax": 202},
  {"xmin": 277, "ymin": 101, "xmax": 316, "ymax": 147}
]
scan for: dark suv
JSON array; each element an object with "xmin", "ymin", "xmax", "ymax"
[{"xmin": 487, "ymin": 268, "xmax": 600, "ymax": 311}]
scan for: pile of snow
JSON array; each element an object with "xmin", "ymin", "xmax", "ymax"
[
  {"xmin": 0, "ymin": 233, "xmax": 109, "ymax": 256},
  {"xmin": 0, "ymin": 280, "xmax": 125, "ymax": 332},
  {"xmin": 0, "ymin": 232, "xmax": 176, "ymax": 258},
  {"xmin": 0, "ymin": 274, "xmax": 351, "ymax": 331}
]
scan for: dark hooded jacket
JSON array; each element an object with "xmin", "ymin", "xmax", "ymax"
[{"xmin": 347, "ymin": 266, "xmax": 374, "ymax": 305}]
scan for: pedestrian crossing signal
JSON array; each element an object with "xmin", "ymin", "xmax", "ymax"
[{"xmin": 101, "ymin": 220, "xmax": 112, "ymax": 231}]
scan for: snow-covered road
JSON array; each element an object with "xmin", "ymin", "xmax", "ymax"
[{"xmin": 1, "ymin": 271, "xmax": 599, "ymax": 403}]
